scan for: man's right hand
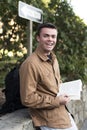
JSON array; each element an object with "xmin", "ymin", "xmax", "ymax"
[{"xmin": 58, "ymin": 94, "xmax": 70, "ymax": 105}]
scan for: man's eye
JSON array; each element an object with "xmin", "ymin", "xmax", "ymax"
[
  {"xmin": 44, "ymin": 35, "xmax": 48, "ymax": 37},
  {"xmin": 52, "ymin": 35, "xmax": 56, "ymax": 38}
]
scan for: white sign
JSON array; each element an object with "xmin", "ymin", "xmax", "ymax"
[{"xmin": 18, "ymin": 1, "xmax": 43, "ymax": 23}]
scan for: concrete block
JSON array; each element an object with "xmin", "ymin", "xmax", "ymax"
[{"xmin": 0, "ymin": 108, "xmax": 35, "ymax": 130}]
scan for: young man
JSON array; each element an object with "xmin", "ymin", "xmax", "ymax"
[{"xmin": 19, "ymin": 23, "xmax": 78, "ymax": 130}]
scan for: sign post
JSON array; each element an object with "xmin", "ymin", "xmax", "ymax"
[
  {"xmin": 27, "ymin": 21, "xmax": 33, "ymax": 55},
  {"xmin": 18, "ymin": 1, "xmax": 43, "ymax": 55}
]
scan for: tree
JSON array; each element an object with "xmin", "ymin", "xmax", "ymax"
[
  {"xmin": 0, "ymin": 0, "xmax": 87, "ymax": 84},
  {"xmin": 46, "ymin": 0, "xmax": 87, "ymax": 82}
]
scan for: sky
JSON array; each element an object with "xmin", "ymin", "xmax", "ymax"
[{"xmin": 69, "ymin": 0, "xmax": 87, "ymax": 24}]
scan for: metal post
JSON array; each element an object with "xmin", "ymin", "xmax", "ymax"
[{"xmin": 27, "ymin": 20, "xmax": 33, "ymax": 56}]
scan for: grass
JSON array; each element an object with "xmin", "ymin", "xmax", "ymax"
[
  {"xmin": 0, "ymin": 59, "xmax": 18, "ymax": 88},
  {"xmin": 0, "ymin": 71, "xmax": 7, "ymax": 88}
]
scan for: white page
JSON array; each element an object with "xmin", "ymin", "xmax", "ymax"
[{"xmin": 57, "ymin": 79, "xmax": 82, "ymax": 100}]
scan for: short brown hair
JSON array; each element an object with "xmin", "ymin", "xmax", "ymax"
[{"xmin": 36, "ymin": 22, "xmax": 57, "ymax": 36}]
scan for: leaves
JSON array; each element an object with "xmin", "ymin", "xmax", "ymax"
[{"xmin": 0, "ymin": 0, "xmax": 87, "ymax": 83}]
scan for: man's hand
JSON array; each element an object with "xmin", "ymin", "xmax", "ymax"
[{"xmin": 58, "ymin": 94, "xmax": 70, "ymax": 105}]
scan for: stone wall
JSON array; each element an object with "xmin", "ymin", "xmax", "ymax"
[
  {"xmin": 0, "ymin": 109, "xmax": 35, "ymax": 130},
  {"xmin": 67, "ymin": 84, "xmax": 87, "ymax": 129},
  {"xmin": 0, "ymin": 85, "xmax": 87, "ymax": 130}
]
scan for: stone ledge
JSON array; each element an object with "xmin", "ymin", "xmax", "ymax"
[{"xmin": 0, "ymin": 108, "xmax": 35, "ymax": 130}]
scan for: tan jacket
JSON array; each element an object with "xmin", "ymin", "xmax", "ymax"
[{"xmin": 19, "ymin": 47, "xmax": 71, "ymax": 129}]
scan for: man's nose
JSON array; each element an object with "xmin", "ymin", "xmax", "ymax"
[{"xmin": 48, "ymin": 36, "xmax": 53, "ymax": 40}]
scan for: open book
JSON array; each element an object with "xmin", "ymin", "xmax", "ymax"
[{"xmin": 57, "ymin": 79, "xmax": 82, "ymax": 100}]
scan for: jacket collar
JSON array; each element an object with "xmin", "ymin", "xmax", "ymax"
[{"xmin": 35, "ymin": 47, "xmax": 56, "ymax": 62}]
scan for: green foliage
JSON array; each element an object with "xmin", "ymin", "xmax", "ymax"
[
  {"xmin": 0, "ymin": 0, "xmax": 87, "ymax": 87},
  {"xmin": 45, "ymin": 0, "xmax": 87, "ymax": 82}
]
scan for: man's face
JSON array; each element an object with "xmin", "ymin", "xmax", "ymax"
[{"xmin": 36, "ymin": 28, "xmax": 57, "ymax": 54}]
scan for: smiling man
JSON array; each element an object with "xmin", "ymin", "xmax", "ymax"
[
  {"xmin": 36, "ymin": 25, "xmax": 57, "ymax": 55},
  {"xmin": 19, "ymin": 23, "xmax": 78, "ymax": 130}
]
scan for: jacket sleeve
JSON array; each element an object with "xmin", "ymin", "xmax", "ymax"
[{"xmin": 19, "ymin": 61, "xmax": 60, "ymax": 109}]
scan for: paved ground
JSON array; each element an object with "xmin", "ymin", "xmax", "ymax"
[{"xmin": 80, "ymin": 120, "xmax": 87, "ymax": 130}]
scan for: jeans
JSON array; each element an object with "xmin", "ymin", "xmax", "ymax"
[{"xmin": 40, "ymin": 113, "xmax": 78, "ymax": 130}]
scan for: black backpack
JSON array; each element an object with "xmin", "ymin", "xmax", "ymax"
[{"xmin": 0, "ymin": 66, "xmax": 26, "ymax": 115}]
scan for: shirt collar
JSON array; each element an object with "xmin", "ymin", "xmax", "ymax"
[{"xmin": 35, "ymin": 47, "xmax": 56, "ymax": 62}]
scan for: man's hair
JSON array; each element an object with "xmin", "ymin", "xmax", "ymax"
[{"xmin": 36, "ymin": 22, "xmax": 57, "ymax": 36}]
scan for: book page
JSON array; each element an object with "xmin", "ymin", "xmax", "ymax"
[{"xmin": 57, "ymin": 79, "xmax": 82, "ymax": 100}]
